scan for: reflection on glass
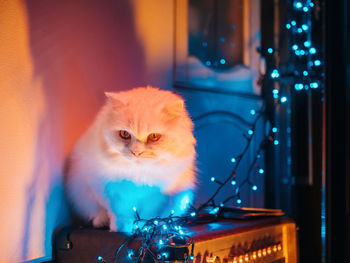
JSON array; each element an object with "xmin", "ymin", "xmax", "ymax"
[{"xmin": 189, "ymin": 0, "xmax": 243, "ymax": 70}]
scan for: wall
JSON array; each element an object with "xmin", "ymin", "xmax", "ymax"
[{"xmin": 0, "ymin": 0, "xmax": 174, "ymax": 261}]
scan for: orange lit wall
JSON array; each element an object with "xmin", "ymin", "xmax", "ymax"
[{"xmin": 0, "ymin": 0, "xmax": 174, "ymax": 261}]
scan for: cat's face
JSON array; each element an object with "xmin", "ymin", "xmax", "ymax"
[{"xmin": 101, "ymin": 87, "xmax": 195, "ymax": 162}]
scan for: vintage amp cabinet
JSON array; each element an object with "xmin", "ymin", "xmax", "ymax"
[{"xmin": 54, "ymin": 217, "xmax": 298, "ymax": 263}]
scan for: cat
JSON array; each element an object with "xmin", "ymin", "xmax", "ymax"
[{"xmin": 65, "ymin": 86, "xmax": 197, "ymax": 232}]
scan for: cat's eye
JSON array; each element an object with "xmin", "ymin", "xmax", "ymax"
[
  {"xmin": 147, "ymin": 133, "xmax": 161, "ymax": 143},
  {"xmin": 119, "ymin": 130, "xmax": 131, "ymax": 140}
]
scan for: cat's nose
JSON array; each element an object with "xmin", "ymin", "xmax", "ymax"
[{"xmin": 131, "ymin": 151, "xmax": 144, "ymax": 157}]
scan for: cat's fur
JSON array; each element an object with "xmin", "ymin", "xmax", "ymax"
[{"xmin": 65, "ymin": 86, "xmax": 196, "ymax": 232}]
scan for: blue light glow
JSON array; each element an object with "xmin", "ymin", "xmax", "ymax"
[
  {"xmin": 190, "ymin": 212, "xmax": 196, "ymax": 217},
  {"xmin": 299, "ymin": 50, "xmax": 306, "ymax": 55},
  {"xmin": 220, "ymin": 58, "xmax": 226, "ymax": 65},
  {"xmin": 236, "ymin": 199, "xmax": 242, "ymax": 204},
  {"xmin": 310, "ymin": 2, "xmax": 314, "ymax": 7},
  {"xmin": 295, "ymin": 2, "xmax": 302, "ymax": 8},
  {"xmin": 274, "ymin": 140, "xmax": 279, "ymax": 145},
  {"xmin": 280, "ymin": 96, "xmax": 287, "ymax": 103},
  {"xmin": 133, "ymin": 206, "xmax": 137, "ymax": 211},
  {"xmin": 159, "ymin": 240, "xmax": 163, "ymax": 245},
  {"xmin": 231, "ymin": 157, "xmax": 236, "ymax": 163},
  {"xmin": 303, "ymin": 71, "xmax": 309, "ymax": 76},
  {"xmin": 98, "ymin": 256, "xmax": 103, "ymax": 261},
  {"xmin": 304, "ymin": 41, "xmax": 311, "ymax": 47},
  {"xmin": 302, "ymin": 24, "xmax": 309, "ymax": 31},
  {"xmin": 272, "ymin": 127, "xmax": 278, "ymax": 133},
  {"xmin": 161, "ymin": 252, "xmax": 169, "ymax": 259},
  {"xmin": 205, "ymin": 61, "xmax": 211, "ymax": 66},
  {"xmin": 210, "ymin": 207, "xmax": 220, "ymax": 214},
  {"xmin": 179, "ymin": 230, "xmax": 184, "ymax": 235},
  {"xmin": 171, "ymin": 210, "xmax": 175, "ymax": 214},
  {"xmin": 309, "ymin": 47, "xmax": 316, "ymax": 54},
  {"xmin": 267, "ymin": 48, "xmax": 274, "ymax": 53},
  {"xmin": 248, "ymin": 129, "xmax": 254, "ymax": 135},
  {"xmin": 271, "ymin": 69, "xmax": 280, "ymax": 78},
  {"xmin": 295, "ymin": 50, "xmax": 301, "ymax": 56},
  {"xmin": 303, "ymin": 6, "xmax": 309, "ymax": 12},
  {"xmin": 297, "ymin": 28, "xmax": 303, "ymax": 33},
  {"xmin": 252, "ymin": 185, "xmax": 258, "ymax": 191},
  {"xmin": 272, "ymin": 89, "xmax": 279, "ymax": 94},
  {"xmin": 310, "ymin": 82, "xmax": 319, "ymax": 89},
  {"xmin": 314, "ymin": 60, "xmax": 321, "ymax": 66},
  {"xmin": 190, "ymin": 256, "xmax": 195, "ymax": 260},
  {"xmin": 250, "ymin": 109, "xmax": 256, "ymax": 115},
  {"xmin": 286, "ymin": 23, "xmax": 291, "ymax": 29},
  {"xmin": 163, "ymin": 225, "xmax": 167, "ymax": 230},
  {"xmin": 153, "ymin": 220, "xmax": 158, "ymax": 225},
  {"xmin": 231, "ymin": 180, "xmax": 236, "ymax": 185},
  {"xmin": 292, "ymin": 44, "xmax": 298, "ymax": 50},
  {"xmin": 294, "ymin": 83, "xmax": 304, "ymax": 90},
  {"xmin": 202, "ymin": 42, "xmax": 208, "ymax": 47},
  {"xmin": 211, "ymin": 177, "xmax": 215, "ymax": 182},
  {"xmin": 291, "ymin": 20, "xmax": 297, "ymax": 26},
  {"xmin": 259, "ymin": 168, "xmax": 264, "ymax": 174},
  {"xmin": 220, "ymin": 203, "xmax": 224, "ymax": 207}
]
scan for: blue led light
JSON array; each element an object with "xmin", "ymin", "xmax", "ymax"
[
  {"xmin": 211, "ymin": 177, "xmax": 215, "ymax": 182},
  {"xmin": 190, "ymin": 256, "xmax": 195, "ymax": 260},
  {"xmin": 295, "ymin": 2, "xmax": 302, "ymax": 8},
  {"xmin": 274, "ymin": 140, "xmax": 279, "ymax": 145},
  {"xmin": 250, "ymin": 109, "xmax": 256, "ymax": 115},
  {"xmin": 220, "ymin": 58, "xmax": 226, "ymax": 65},
  {"xmin": 267, "ymin": 48, "xmax": 274, "ymax": 53},
  {"xmin": 309, "ymin": 47, "xmax": 316, "ymax": 54},
  {"xmin": 304, "ymin": 41, "xmax": 311, "ymax": 47},
  {"xmin": 171, "ymin": 210, "xmax": 175, "ymax": 214},
  {"xmin": 303, "ymin": 6, "xmax": 309, "ymax": 12},
  {"xmin": 154, "ymin": 220, "xmax": 159, "ymax": 225},
  {"xmin": 205, "ymin": 61, "xmax": 211, "ymax": 66},
  {"xmin": 292, "ymin": 44, "xmax": 298, "ymax": 50},
  {"xmin": 291, "ymin": 20, "xmax": 297, "ymax": 26},
  {"xmin": 314, "ymin": 60, "xmax": 321, "ymax": 66},
  {"xmin": 286, "ymin": 23, "xmax": 291, "ymax": 29},
  {"xmin": 272, "ymin": 89, "xmax": 279, "ymax": 94},
  {"xmin": 303, "ymin": 71, "xmax": 309, "ymax": 76},
  {"xmin": 259, "ymin": 168, "xmax": 264, "ymax": 174},
  {"xmin": 297, "ymin": 28, "xmax": 303, "ymax": 33},
  {"xmin": 190, "ymin": 212, "xmax": 196, "ymax": 217},
  {"xmin": 273, "ymin": 94, "xmax": 279, "ymax": 99},
  {"xmin": 248, "ymin": 129, "xmax": 254, "ymax": 135},
  {"xmin": 310, "ymin": 2, "xmax": 314, "ymax": 7},
  {"xmin": 272, "ymin": 127, "xmax": 278, "ymax": 133},
  {"xmin": 302, "ymin": 24, "xmax": 309, "ymax": 31},
  {"xmin": 310, "ymin": 82, "xmax": 319, "ymax": 89},
  {"xmin": 236, "ymin": 199, "xmax": 242, "ymax": 204},
  {"xmin": 280, "ymin": 96, "xmax": 287, "ymax": 103},
  {"xmin": 252, "ymin": 185, "xmax": 258, "ymax": 191},
  {"xmin": 271, "ymin": 69, "xmax": 280, "ymax": 78},
  {"xmin": 231, "ymin": 180, "xmax": 236, "ymax": 185},
  {"xmin": 295, "ymin": 50, "xmax": 301, "ymax": 56},
  {"xmin": 162, "ymin": 252, "xmax": 169, "ymax": 259},
  {"xmin": 220, "ymin": 203, "xmax": 224, "ymax": 207},
  {"xmin": 179, "ymin": 230, "xmax": 184, "ymax": 235},
  {"xmin": 299, "ymin": 50, "xmax": 306, "ymax": 55},
  {"xmin": 231, "ymin": 157, "xmax": 236, "ymax": 163},
  {"xmin": 133, "ymin": 206, "xmax": 137, "ymax": 211},
  {"xmin": 294, "ymin": 83, "xmax": 304, "ymax": 91},
  {"xmin": 159, "ymin": 240, "xmax": 163, "ymax": 245},
  {"xmin": 163, "ymin": 225, "xmax": 167, "ymax": 230},
  {"xmin": 98, "ymin": 256, "xmax": 103, "ymax": 261}
]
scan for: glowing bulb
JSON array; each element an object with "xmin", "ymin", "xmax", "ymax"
[
  {"xmin": 267, "ymin": 48, "xmax": 274, "ymax": 53},
  {"xmin": 297, "ymin": 28, "xmax": 303, "ymax": 33},
  {"xmin": 171, "ymin": 210, "xmax": 175, "ymax": 214},
  {"xmin": 220, "ymin": 58, "xmax": 226, "ymax": 65},
  {"xmin": 190, "ymin": 212, "xmax": 196, "ymax": 217},
  {"xmin": 154, "ymin": 220, "xmax": 159, "ymax": 225},
  {"xmin": 309, "ymin": 47, "xmax": 316, "ymax": 54},
  {"xmin": 310, "ymin": 2, "xmax": 314, "ymax": 7},
  {"xmin": 292, "ymin": 44, "xmax": 298, "ymax": 50},
  {"xmin": 303, "ymin": 71, "xmax": 309, "ymax": 76},
  {"xmin": 205, "ymin": 61, "xmax": 211, "ymax": 66},
  {"xmin": 231, "ymin": 157, "xmax": 236, "ymax": 163},
  {"xmin": 231, "ymin": 180, "xmax": 237, "ymax": 185},
  {"xmin": 291, "ymin": 20, "xmax": 297, "ymax": 26},
  {"xmin": 272, "ymin": 127, "xmax": 277, "ymax": 133},
  {"xmin": 303, "ymin": 6, "xmax": 309, "ymax": 12},
  {"xmin": 133, "ymin": 207, "xmax": 137, "ymax": 212},
  {"xmin": 220, "ymin": 203, "xmax": 224, "ymax": 207},
  {"xmin": 236, "ymin": 199, "xmax": 242, "ymax": 204},
  {"xmin": 274, "ymin": 140, "xmax": 279, "ymax": 145},
  {"xmin": 294, "ymin": 83, "xmax": 304, "ymax": 91},
  {"xmin": 179, "ymin": 230, "xmax": 184, "ymax": 235},
  {"xmin": 299, "ymin": 50, "xmax": 306, "ymax": 55},
  {"xmin": 248, "ymin": 129, "xmax": 254, "ymax": 135},
  {"xmin": 252, "ymin": 185, "xmax": 258, "ymax": 191},
  {"xmin": 280, "ymin": 96, "xmax": 287, "ymax": 103},
  {"xmin": 314, "ymin": 60, "xmax": 321, "ymax": 66},
  {"xmin": 310, "ymin": 82, "xmax": 319, "ymax": 89},
  {"xmin": 250, "ymin": 109, "xmax": 256, "ymax": 115},
  {"xmin": 163, "ymin": 225, "xmax": 167, "ymax": 230},
  {"xmin": 98, "ymin": 256, "xmax": 103, "ymax": 261},
  {"xmin": 302, "ymin": 24, "xmax": 309, "ymax": 31},
  {"xmin": 304, "ymin": 41, "xmax": 311, "ymax": 47},
  {"xmin": 271, "ymin": 69, "xmax": 280, "ymax": 78},
  {"xmin": 286, "ymin": 23, "xmax": 291, "ymax": 29},
  {"xmin": 295, "ymin": 2, "xmax": 302, "ymax": 8},
  {"xmin": 211, "ymin": 177, "xmax": 215, "ymax": 182},
  {"xmin": 190, "ymin": 256, "xmax": 194, "ymax": 260},
  {"xmin": 159, "ymin": 240, "xmax": 163, "ymax": 245},
  {"xmin": 259, "ymin": 168, "xmax": 264, "ymax": 174},
  {"xmin": 272, "ymin": 89, "xmax": 279, "ymax": 94}
]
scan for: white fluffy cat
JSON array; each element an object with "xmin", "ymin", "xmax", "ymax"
[{"xmin": 65, "ymin": 86, "xmax": 196, "ymax": 232}]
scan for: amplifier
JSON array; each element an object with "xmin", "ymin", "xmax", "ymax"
[{"xmin": 54, "ymin": 217, "xmax": 298, "ymax": 263}]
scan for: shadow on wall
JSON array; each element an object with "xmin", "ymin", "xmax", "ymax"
[{"xmin": 22, "ymin": 0, "xmax": 146, "ymax": 261}]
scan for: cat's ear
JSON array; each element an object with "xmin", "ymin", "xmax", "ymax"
[
  {"xmin": 162, "ymin": 100, "xmax": 184, "ymax": 120},
  {"xmin": 105, "ymin": 92, "xmax": 125, "ymax": 108}
]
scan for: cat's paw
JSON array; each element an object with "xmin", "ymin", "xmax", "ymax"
[{"xmin": 92, "ymin": 209, "xmax": 109, "ymax": 228}]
